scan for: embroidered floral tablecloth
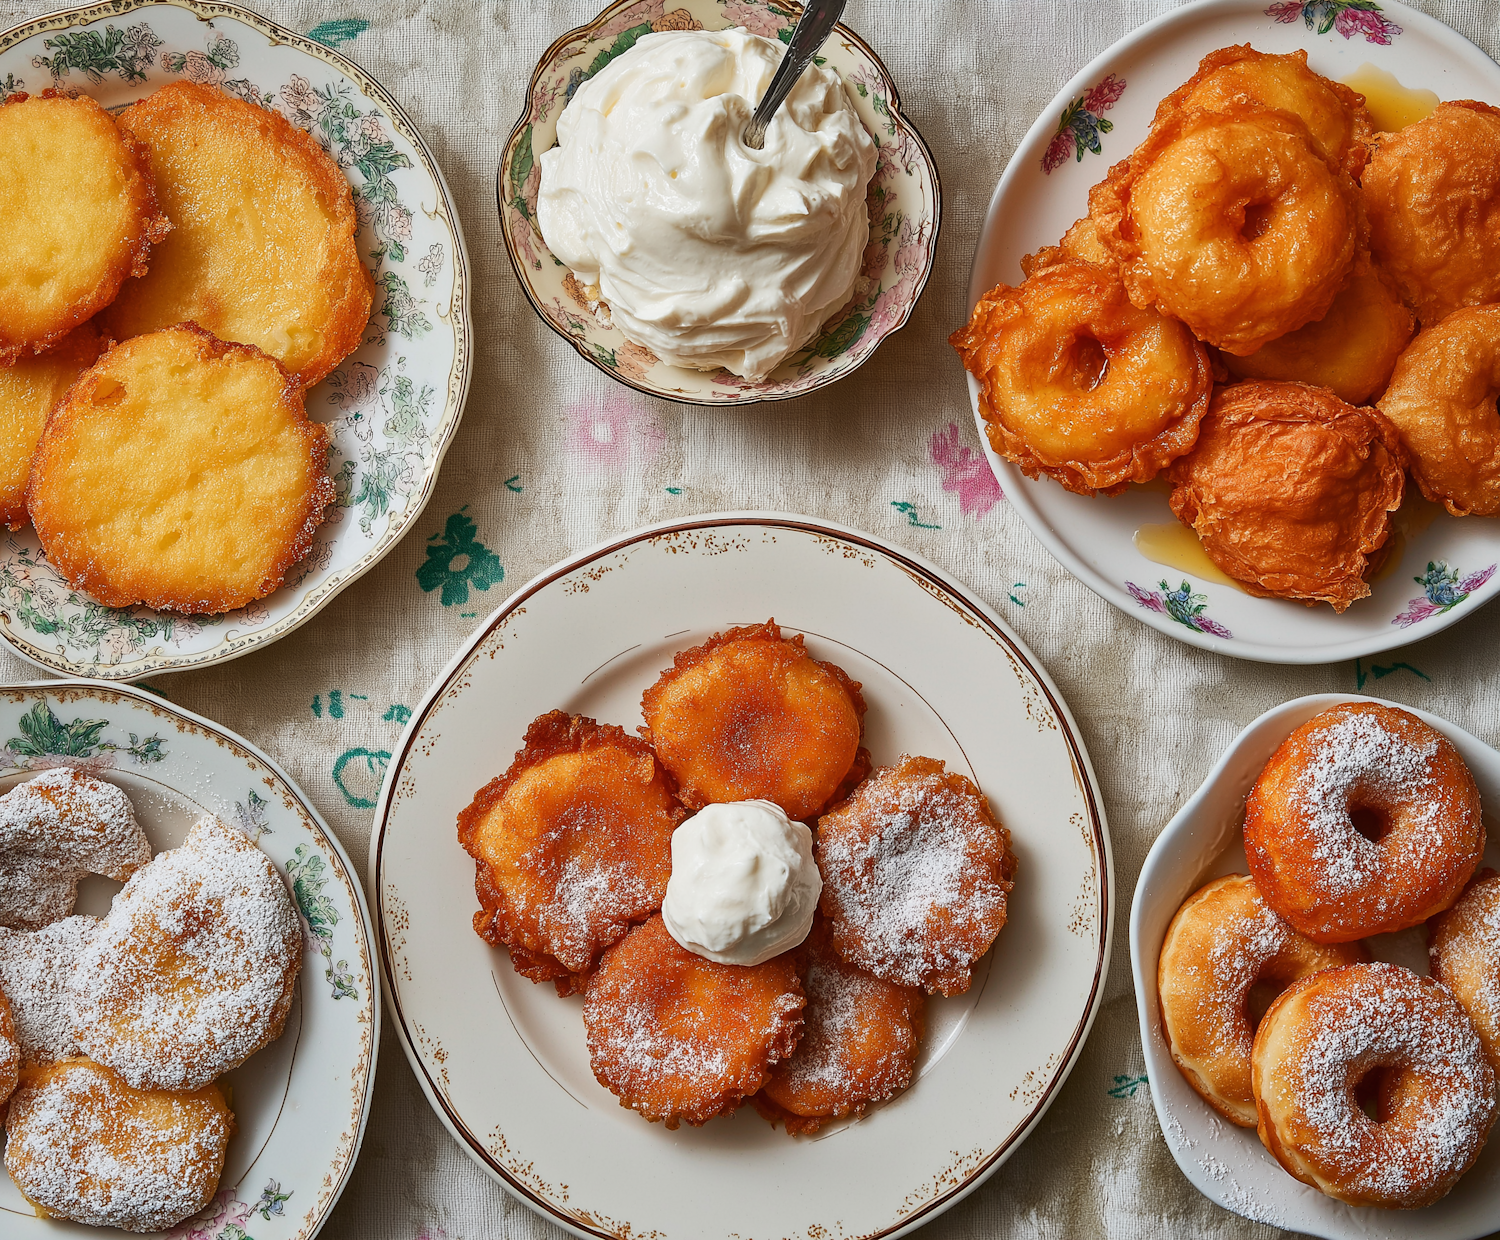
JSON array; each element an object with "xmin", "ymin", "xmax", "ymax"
[{"xmin": 2, "ymin": 1, "xmax": 1499, "ymax": 1237}]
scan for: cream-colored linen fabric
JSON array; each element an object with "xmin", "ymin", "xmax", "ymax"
[{"xmin": 2, "ymin": 1, "xmax": 1498, "ymax": 1236}]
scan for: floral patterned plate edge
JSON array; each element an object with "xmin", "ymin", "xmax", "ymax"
[
  {"xmin": 0, "ymin": 678, "xmax": 379, "ymax": 1240},
  {"xmin": 0, "ymin": 0, "xmax": 472, "ymax": 680},
  {"xmin": 498, "ymin": 0, "xmax": 940, "ymax": 406}
]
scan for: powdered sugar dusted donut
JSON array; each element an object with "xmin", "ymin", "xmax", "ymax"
[
  {"xmin": 0, "ymin": 984, "xmax": 17, "ymax": 1109},
  {"xmin": 68, "ymin": 815, "xmax": 302, "ymax": 1091},
  {"xmin": 0, "ymin": 767, "xmax": 150, "ymax": 930},
  {"xmin": 1252, "ymin": 962, "xmax": 1497, "ymax": 1208},
  {"xmin": 1158, "ymin": 874, "xmax": 1366, "ymax": 1126},
  {"xmin": 1430, "ymin": 868, "xmax": 1500, "ymax": 1075},
  {"xmin": 1244, "ymin": 703, "xmax": 1483, "ymax": 942},
  {"xmin": 0, "ymin": 916, "xmax": 100, "ymax": 1065}
]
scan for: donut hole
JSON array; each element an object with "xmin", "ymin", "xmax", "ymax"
[
  {"xmin": 1349, "ymin": 803, "xmax": 1391, "ymax": 843},
  {"xmin": 1067, "ymin": 334, "xmax": 1110, "ymax": 392},
  {"xmin": 1246, "ymin": 978, "xmax": 1285, "ymax": 1027},
  {"xmin": 1354, "ymin": 1064, "xmax": 1396, "ymax": 1121},
  {"xmin": 1237, "ymin": 200, "xmax": 1277, "ymax": 244}
]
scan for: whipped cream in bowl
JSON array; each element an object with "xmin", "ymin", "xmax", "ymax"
[{"xmin": 662, "ymin": 799, "xmax": 822, "ymax": 966}]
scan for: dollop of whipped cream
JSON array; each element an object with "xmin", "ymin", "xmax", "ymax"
[
  {"xmin": 536, "ymin": 27, "xmax": 878, "ymax": 381},
  {"xmin": 661, "ymin": 800, "xmax": 822, "ymax": 966}
]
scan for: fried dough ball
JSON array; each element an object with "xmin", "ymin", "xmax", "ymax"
[
  {"xmin": 0, "ymin": 986, "xmax": 17, "ymax": 1109},
  {"xmin": 1167, "ymin": 382, "xmax": 1405, "ymax": 611},
  {"xmin": 816, "ymin": 755, "xmax": 1015, "ymax": 997},
  {"xmin": 1378, "ymin": 304, "xmax": 1500, "ymax": 516},
  {"xmin": 1091, "ymin": 105, "xmax": 1364, "ymax": 355},
  {"xmin": 0, "ymin": 322, "xmax": 106, "ymax": 528},
  {"xmin": 28, "ymin": 324, "xmax": 334, "ymax": 614},
  {"xmin": 1154, "ymin": 46, "xmax": 1372, "ymax": 179},
  {"xmin": 104, "ymin": 81, "xmax": 372, "ymax": 386},
  {"xmin": 1363, "ymin": 102, "xmax": 1500, "ymax": 327},
  {"xmin": 582, "ymin": 914, "xmax": 804, "ymax": 1128},
  {"xmin": 459, "ymin": 711, "xmax": 686, "ymax": 995},
  {"xmin": 1222, "ymin": 254, "xmax": 1414, "ymax": 404},
  {"xmin": 4, "ymin": 1059, "xmax": 234, "ymax": 1232},
  {"xmin": 1056, "ymin": 215, "xmax": 1114, "ymax": 267},
  {"xmin": 641, "ymin": 621, "xmax": 865, "ymax": 821},
  {"xmin": 951, "ymin": 249, "xmax": 1212, "ymax": 495},
  {"xmin": 68, "ymin": 816, "xmax": 302, "ymax": 1092},
  {"xmin": 0, "ymin": 91, "xmax": 168, "ymax": 365},
  {"xmin": 0, "ymin": 916, "xmax": 100, "ymax": 1065},
  {"xmin": 754, "ymin": 916, "xmax": 924, "ymax": 1133}
]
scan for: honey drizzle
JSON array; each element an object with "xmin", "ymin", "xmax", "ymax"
[
  {"xmin": 1132, "ymin": 523, "xmax": 1244, "ymax": 590},
  {"xmin": 1342, "ymin": 64, "xmax": 1439, "ymax": 132}
]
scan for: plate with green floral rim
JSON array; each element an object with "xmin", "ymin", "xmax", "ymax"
[
  {"xmin": 498, "ymin": 0, "xmax": 940, "ymax": 406},
  {"xmin": 0, "ymin": 678, "xmax": 378, "ymax": 1240},
  {"xmin": 962, "ymin": 0, "xmax": 1500, "ymax": 664},
  {"xmin": 0, "ymin": 0, "xmax": 472, "ymax": 680}
]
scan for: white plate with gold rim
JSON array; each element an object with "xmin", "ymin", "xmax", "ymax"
[
  {"xmin": 963, "ymin": 0, "xmax": 1500, "ymax": 664},
  {"xmin": 0, "ymin": 680, "xmax": 378, "ymax": 1240},
  {"xmin": 369, "ymin": 512, "xmax": 1112, "ymax": 1240}
]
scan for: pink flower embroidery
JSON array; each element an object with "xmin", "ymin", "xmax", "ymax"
[
  {"xmin": 1266, "ymin": 1, "xmax": 1304, "ymax": 23},
  {"xmin": 930, "ymin": 424, "xmax": 1002, "ymax": 518},
  {"xmin": 1334, "ymin": 6, "xmax": 1399, "ymax": 43},
  {"xmin": 1083, "ymin": 74, "xmax": 1126, "ymax": 114},
  {"xmin": 566, "ymin": 395, "xmax": 664, "ymax": 469},
  {"xmin": 721, "ymin": 0, "xmax": 787, "ymax": 39}
]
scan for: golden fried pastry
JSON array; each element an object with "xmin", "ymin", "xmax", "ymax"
[
  {"xmin": 68, "ymin": 816, "xmax": 302, "ymax": 1091},
  {"xmin": 1222, "ymin": 254, "xmax": 1415, "ymax": 404},
  {"xmin": 582, "ymin": 914, "xmax": 804, "ymax": 1128},
  {"xmin": 0, "ymin": 986, "xmax": 17, "ymax": 1109},
  {"xmin": 1091, "ymin": 105, "xmax": 1363, "ymax": 355},
  {"xmin": 0, "ymin": 322, "xmax": 106, "ymax": 528},
  {"xmin": 754, "ymin": 916, "xmax": 924, "ymax": 1133},
  {"xmin": 1153, "ymin": 46, "xmax": 1372, "ymax": 179},
  {"xmin": 1429, "ymin": 868, "xmax": 1500, "ymax": 1076},
  {"xmin": 4, "ymin": 1059, "xmax": 234, "ymax": 1232},
  {"xmin": 0, "ymin": 91, "xmax": 168, "ymax": 365},
  {"xmin": 0, "ymin": 767, "xmax": 149, "ymax": 931},
  {"xmin": 1157, "ymin": 874, "xmax": 1367, "ymax": 1127},
  {"xmin": 1056, "ymin": 215, "xmax": 1114, "ymax": 267},
  {"xmin": 103, "ymin": 81, "xmax": 372, "ymax": 386},
  {"xmin": 816, "ymin": 755, "xmax": 1015, "ymax": 996},
  {"xmin": 1378, "ymin": 304, "xmax": 1500, "ymax": 516},
  {"xmin": 0, "ymin": 916, "xmax": 100, "ymax": 1065},
  {"xmin": 951, "ymin": 248, "xmax": 1211, "ymax": 495},
  {"xmin": 1252, "ymin": 963, "xmax": 1497, "ymax": 1208},
  {"xmin": 1166, "ymin": 382, "xmax": 1405, "ymax": 611},
  {"xmin": 1244, "ymin": 703, "xmax": 1483, "ymax": 943},
  {"xmin": 641, "ymin": 621, "xmax": 865, "ymax": 821},
  {"xmin": 459, "ymin": 711, "xmax": 685, "ymax": 995},
  {"xmin": 1363, "ymin": 101, "xmax": 1500, "ymax": 326},
  {"xmin": 28, "ymin": 324, "xmax": 334, "ymax": 614}
]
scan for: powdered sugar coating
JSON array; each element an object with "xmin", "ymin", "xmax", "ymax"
[
  {"xmin": 1430, "ymin": 868, "xmax": 1500, "ymax": 1074},
  {"xmin": 4, "ymin": 1059, "xmax": 233, "ymax": 1232},
  {"xmin": 68, "ymin": 815, "xmax": 302, "ymax": 1091},
  {"xmin": 0, "ymin": 984, "xmax": 18, "ymax": 1107},
  {"xmin": 0, "ymin": 768, "xmax": 150, "ymax": 930},
  {"xmin": 0, "ymin": 915, "xmax": 100, "ymax": 1065},
  {"xmin": 816, "ymin": 755, "xmax": 1015, "ymax": 995}
]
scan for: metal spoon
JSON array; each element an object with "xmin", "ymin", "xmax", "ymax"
[{"xmin": 741, "ymin": 0, "xmax": 847, "ymax": 151}]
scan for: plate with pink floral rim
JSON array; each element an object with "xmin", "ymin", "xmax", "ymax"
[
  {"xmin": 0, "ymin": 0, "xmax": 471, "ymax": 681},
  {"xmin": 369, "ymin": 512, "xmax": 1113, "ymax": 1240},
  {"xmin": 0, "ymin": 679, "xmax": 378, "ymax": 1240},
  {"xmin": 962, "ymin": 0, "xmax": 1500, "ymax": 665},
  {"xmin": 498, "ymin": 0, "xmax": 940, "ymax": 406}
]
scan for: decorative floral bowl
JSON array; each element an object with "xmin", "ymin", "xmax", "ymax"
[
  {"xmin": 498, "ymin": 0, "xmax": 940, "ymax": 406},
  {"xmin": 0, "ymin": 0, "xmax": 472, "ymax": 680}
]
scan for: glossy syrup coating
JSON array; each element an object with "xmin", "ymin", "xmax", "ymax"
[
  {"xmin": 582, "ymin": 914, "xmax": 804, "ymax": 1129},
  {"xmin": 641, "ymin": 620, "xmax": 865, "ymax": 821},
  {"xmin": 459, "ymin": 711, "xmax": 686, "ymax": 995},
  {"xmin": 1429, "ymin": 868, "xmax": 1500, "ymax": 1076}
]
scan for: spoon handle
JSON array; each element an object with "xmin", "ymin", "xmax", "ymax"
[{"xmin": 742, "ymin": 0, "xmax": 847, "ymax": 150}]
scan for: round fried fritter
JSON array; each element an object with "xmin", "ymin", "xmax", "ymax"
[
  {"xmin": 0, "ymin": 322, "xmax": 105, "ymax": 529},
  {"xmin": 754, "ymin": 916, "xmax": 924, "ymax": 1134},
  {"xmin": 1091, "ymin": 105, "xmax": 1363, "ymax": 355},
  {"xmin": 641, "ymin": 620, "xmax": 865, "ymax": 821},
  {"xmin": 4, "ymin": 1059, "xmax": 234, "ymax": 1233},
  {"xmin": 0, "ymin": 91, "xmax": 168, "ymax": 365},
  {"xmin": 0, "ymin": 916, "xmax": 100, "ymax": 1066},
  {"xmin": 459, "ymin": 711, "xmax": 686, "ymax": 996},
  {"xmin": 104, "ymin": 81, "xmax": 372, "ymax": 387},
  {"xmin": 816, "ymin": 755, "xmax": 1015, "ymax": 997},
  {"xmin": 1378, "ymin": 304, "xmax": 1500, "ymax": 516},
  {"xmin": 28, "ymin": 323, "xmax": 334, "ymax": 614},
  {"xmin": 68, "ymin": 815, "xmax": 302, "ymax": 1092},
  {"xmin": 0, "ymin": 986, "xmax": 17, "ymax": 1109},
  {"xmin": 951, "ymin": 248, "xmax": 1212, "ymax": 495},
  {"xmin": 1222, "ymin": 253, "xmax": 1414, "ymax": 405},
  {"xmin": 1168, "ymin": 382, "xmax": 1406, "ymax": 610},
  {"xmin": 582, "ymin": 914, "xmax": 804, "ymax": 1128},
  {"xmin": 1363, "ymin": 101, "xmax": 1500, "ymax": 327}
]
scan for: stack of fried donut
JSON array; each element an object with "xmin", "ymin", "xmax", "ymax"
[
  {"xmin": 953, "ymin": 45, "xmax": 1500, "ymax": 613},
  {"xmin": 457, "ymin": 620, "xmax": 1017, "ymax": 1132},
  {"xmin": 0, "ymin": 772, "xmax": 303, "ymax": 1232},
  {"xmin": 1158, "ymin": 702, "xmax": 1500, "ymax": 1209}
]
